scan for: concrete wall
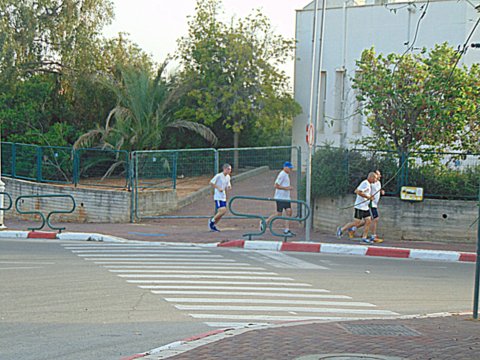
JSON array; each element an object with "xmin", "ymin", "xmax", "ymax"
[
  {"xmin": 314, "ymin": 195, "xmax": 478, "ymax": 243},
  {"xmin": 4, "ymin": 178, "xmax": 132, "ymax": 223}
]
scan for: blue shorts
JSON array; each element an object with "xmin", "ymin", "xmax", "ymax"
[{"xmin": 215, "ymin": 200, "xmax": 227, "ymax": 210}]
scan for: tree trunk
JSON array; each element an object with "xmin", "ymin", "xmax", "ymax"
[{"xmin": 233, "ymin": 131, "xmax": 239, "ymax": 171}]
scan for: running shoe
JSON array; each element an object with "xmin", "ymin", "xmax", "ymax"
[
  {"xmin": 283, "ymin": 229, "xmax": 294, "ymax": 236},
  {"xmin": 348, "ymin": 226, "xmax": 356, "ymax": 238},
  {"xmin": 209, "ymin": 218, "xmax": 215, "ymax": 231},
  {"xmin": 361, "ymin": 238, "xmax": 372, "ymax": 244},
  {"xmin": 336, "ymin": 226, "xmax": 343, "ymax": 238},
  {"xmin": 259, "ymin": 221, "xmax": 265, "ymax": 232}
]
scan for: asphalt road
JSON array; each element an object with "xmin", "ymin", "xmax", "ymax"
[{"xmin": 0, "ymin": 238, "xmax": 475, "ymax": 360}]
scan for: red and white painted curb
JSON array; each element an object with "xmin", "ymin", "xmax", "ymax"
[
  {"xmin": 0, "ymin": 230, "xmax": 475, "ymax": 263},
  {"xmin": 218, "ymin": 240, "xmax": 477, "ymax": 263},
  {"xmin": 0, "ymin": 230, "xmax": 126, "ymax": 243}
]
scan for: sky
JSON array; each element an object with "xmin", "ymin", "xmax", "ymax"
[{"xmin": 103, "ymin": 0, "xmax": 310, "ymax": 78}]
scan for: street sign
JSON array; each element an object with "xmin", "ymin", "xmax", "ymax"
[
  {"xmin": 400, "ymin": 186, "xmax": 424, "ymax": 201},
  {"xmin": 306, "ymin": 124, "xmax": 314, "ymax": 146}
]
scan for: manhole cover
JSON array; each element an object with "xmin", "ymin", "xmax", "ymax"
[
  {"xmin": 295, "ymin": 354, "xmax": 405, "ymax": 360},
  {"xmin": 340, "ymin": 324, "xmax": 420, "ymax": 337}
]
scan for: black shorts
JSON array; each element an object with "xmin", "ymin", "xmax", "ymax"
[
  {"xmin": 371, "ymin": 207, "xmax": 379, "ymax": 219},
  {"xmin": 354, "ymin": 208, "xmax": 371, "ymax": 220},
  {"xmin": 276, "ymin": 200, "xmax": 291, "ymax": 213}
]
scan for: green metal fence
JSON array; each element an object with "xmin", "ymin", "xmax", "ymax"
[
  {"xmin": 313, "ymin": 146, "xmax": 480, "ymax": 200},
  {"xmin": 75, "ymin": 148, "xmax": 130, "ymax": 189},
  {"xmin": 131, "ymin": 146, "xmax": 301, "ymax": 221}
]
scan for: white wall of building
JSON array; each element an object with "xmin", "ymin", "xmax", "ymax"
[{"xmin": 293, "ymin": 0, "xmax": 480, "ymax": 163}]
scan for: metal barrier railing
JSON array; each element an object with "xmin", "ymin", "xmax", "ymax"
[
  {"xmin": 0, "ymin": 192, "xmax": 13, "ymax": 212},
  {"xmin": 228, "ymin": 195, "xmax": 311, "ymax": 241},
  {"xmin": 15, "ymin": 194, "xmax": 76, "ymax": 232}
]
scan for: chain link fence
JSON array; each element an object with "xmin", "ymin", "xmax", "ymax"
[{"xmin": 313, "ymin": 146, "xmax": 480, "ymax": 200}]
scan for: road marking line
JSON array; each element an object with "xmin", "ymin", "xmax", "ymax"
[
  {"xmin": 83, "ymin": 257, "xmax": 225, "ymax": 261},
  {"xmin": 70, "ymin": 249, "xmax": 211, "ymax": 253},
  {"xmin": 140, "ymin": 286, "xmax": 329, "ymax": 292},
  {"xmin": 164, "ymin": 298, "xmax": 374, "ymax": 307},
  {"xmin": 103, "ymin": 266, "xmax": 264, "ymax": 270},
  {"xmin": 118, "ymin": 274, "xmax": 294, "ymax": 280},
  {"xmin": 109, "ymin": 270, "xmax": 278, "ymax": 275},
  {"xmin": 77, "ymin": 254, "xmax": 223, "ymax": 257},
  {"xmin": 93, "ymin": 261, "xmax": 239, "ymax": 265},
  {"xmin": 204, "ymin": 322, "xmax": 270, "ymax": 328},
  {"xmin": 190, "ymin": 314, "xmax": 366, "ymax": 321},
  {"xmin": 126, "ymin": 280, "xmax": 311, "ymax": 286},
  {"xmin": 176, "ymin": 305, "xmax": 398, "ymax": 315},
  {"xmin": 248, "ymin": 251, "xmax": 328, "ymax": 269},
  {"xmin": 0, "ymin": 266, "xmax": 46, "ymax": 270},
  {"xmin": 151, "ymin": 291, "xmax": 347, "ymax": 298}
]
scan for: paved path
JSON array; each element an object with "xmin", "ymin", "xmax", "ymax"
[{"xmin": 141, "ymin": 314, "xmax": 480, "ymax": 360}]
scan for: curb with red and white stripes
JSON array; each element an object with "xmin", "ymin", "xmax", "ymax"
[
  {"xmin": 218, "ymin": 239, "xmax": 477, "ymax": 263},
  {"xmin": 0, "ymin": 230, "xmax": 476, "ymax": 263},
  {"xmin": 0, "ymin": 230, "xmax": 127, "ymax": 243}
]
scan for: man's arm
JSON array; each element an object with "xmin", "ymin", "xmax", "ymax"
[{"xmin": 354, "ymin": 188, "xmax": 374, "ymax": 200}]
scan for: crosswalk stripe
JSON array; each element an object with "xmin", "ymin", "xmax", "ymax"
[
  {"xmin": 84, "ymin": 257, "xmax": 224, "ymax": 261},
  {"xmin": 141, "ymin": 286, "xmax": 329, "ymax": 292},
  {"xmin": 151, "ymin": 291, "xmax": 347, "ymax": 298},
  {"xmin": 70, "ymin": 249, "xmax": 211, "ymax": 253},
  {"xmin": 103, "ymin": 266, "xmax": 265, "ymax": 270},
  {"xmin": 205, "ymin": 322, "xmax": 270, "ymax": 328},
  {"xmin": 77, "ymin": 254, "xmax": 223, "ymax": 257},
  {"xmin": 109, "ymin": 270, "xmax": 278, "ymax": 275},
  {"xmin": 61, "ymin": 244, "xmax": 197, "ymax": 249},
  {"xmin": 126, "ymin": 280, "xmax": 311, "ymax": 286},
  {"xmin": 164, "ymin": 298, "xmax": 374, "ymax": 307},
  {"xmin": 190, "ymin": 314, "xmax": 364, "ymax": 321},
  {"xmin": 118, "ymin": 274, "xmax": 294, "ymax": 280},
  {"xmin": 92, "ymin": 258, "xmax": 238, "ymax": 266},
  {"xmin": 175, "ymin": 305, "xmax": 398, "ymax": 315}
]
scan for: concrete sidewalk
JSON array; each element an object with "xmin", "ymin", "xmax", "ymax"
[{"xmin": 133, "ymin": 313, "xmax": 479, "ymax": 359}]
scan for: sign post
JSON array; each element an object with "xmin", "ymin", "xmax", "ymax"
[{"xmin": 473, "ymin": 184, "xmax": 480, "ymax": 319}]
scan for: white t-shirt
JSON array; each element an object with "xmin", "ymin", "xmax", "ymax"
[
  {"xmin": 371, "ymin": 181, "xmax": 382, "ymax": 208},
  {"xmin": 274, "ymin": 170, "xmax": 291, "ymax": 200},
  {"xmin": 354, "ymin": 179, "xmax": 372, "ymax": 211},
  {"xmin": 210, "ymin": 172, "xmax": 231, "ymax": 201}
]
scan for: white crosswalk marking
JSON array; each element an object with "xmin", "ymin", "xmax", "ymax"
[{"xmin": 61, "ymin": 242, "xmax": 400, "ymax": 328}]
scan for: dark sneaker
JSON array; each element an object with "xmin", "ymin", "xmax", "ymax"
[
  {"xmin": 283, "ymin": 229, "xmax": 295, "ymax": 236},
  {"xmin": 209, "ymin": 218, "xmax": 215, "ymax": 231},
  {"xmin": 336, "ymin": 226, "xmax": 343, "ymax": 238},
  {"xmin": 361, "ymin": 237, "xmax": 372, "ymax": 244},
  {"xmin": 211, "ymin": 224, "xmax": 220, "ymax": 232}
]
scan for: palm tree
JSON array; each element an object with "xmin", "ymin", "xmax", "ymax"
[
  {"xmin": 74, "ymin": 64, "xmax": 218, "ymax": 180},
  {"xmin": 75, "ymin": 63, "xmax": 217, "ymax": 151}
]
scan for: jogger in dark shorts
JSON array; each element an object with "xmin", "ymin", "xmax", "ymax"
[
  {"xmin": 263, "ymin": 162, "xmax": 294, "ymax": 235},
  {"xmin": 336, "ymin": 172, "xmax": 377, "ymax": 243}
]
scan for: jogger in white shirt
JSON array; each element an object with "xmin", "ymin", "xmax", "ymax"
[{"xmin": 209, "ymin": 163, "xmax": 232, "ymax": 232}]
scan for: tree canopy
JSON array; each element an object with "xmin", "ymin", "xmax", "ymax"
[
  {"xmin": 353, "ymin": 43, "xmax": 480, "ymax": 153},
  {"xmin": 176, "ymin": 0, "xmax": 301, "ymax": 148}
]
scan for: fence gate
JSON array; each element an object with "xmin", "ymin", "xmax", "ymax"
[{"xmin": 131, "ymin": 146, "xmax": 302, "ymax": 222}]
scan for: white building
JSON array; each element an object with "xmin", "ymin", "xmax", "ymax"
[{"xmin": 292, "ymin": 0, "xmax": 480, "ymax": 159}]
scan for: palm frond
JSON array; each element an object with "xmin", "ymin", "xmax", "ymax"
[
  {"xmin": 168, "ymin": 120, "xmax": 218, "ymax": 146},
  {"xmin": 73, "ymin": 129, "xmax": 104, "ymax": 149}
]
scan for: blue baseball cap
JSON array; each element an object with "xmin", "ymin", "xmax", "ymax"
[{"xmin": 283, "ymin": 161, "xmax": 294, "ymax": 169}]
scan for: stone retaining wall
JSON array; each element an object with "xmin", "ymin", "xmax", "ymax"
[{"xmin": 314, "ymin": 195, "xmax": 478, "ymax": 243}]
